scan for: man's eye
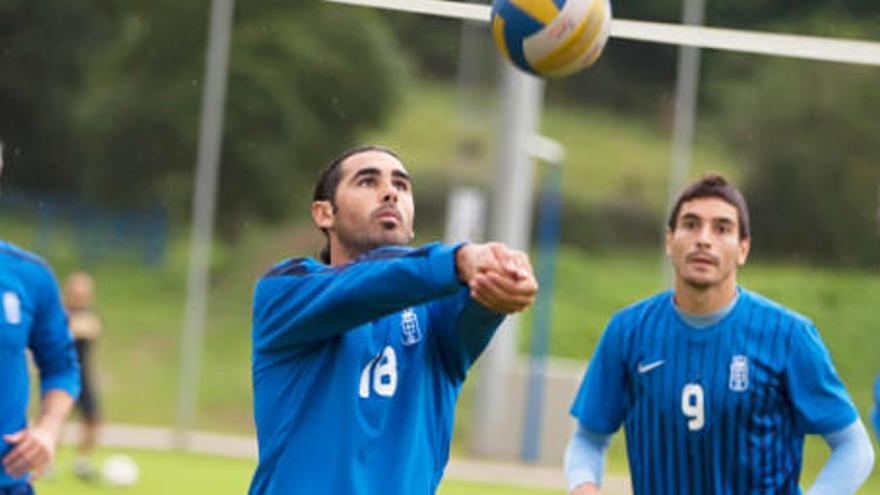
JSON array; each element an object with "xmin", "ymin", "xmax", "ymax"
[{"xmin": 394, "ymin": 181, "xmax": 409, "ymax": 191}]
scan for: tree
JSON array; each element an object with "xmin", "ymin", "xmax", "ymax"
[
  {"xmin": 73, "ymin": 1, "xmax": 406, "ymax": 236},
  {"xmin": 0, "ymin": 1, "xmax": 117, "ymax": 192},
  {"xmin": 719, "ymin": 58, "xmax": 880, "ymax": 266}
]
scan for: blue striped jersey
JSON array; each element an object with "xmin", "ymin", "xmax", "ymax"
[
  {"xmin": 570, "ymin": 288, "xmax": 857, "ymax": 495},
  {"xmin": 0, "ymin": 241, "xmax": 80, "ymax": 488},
  {"xmin": 249, "ymin": 243, "xmax": 504, "ymax": 495}
]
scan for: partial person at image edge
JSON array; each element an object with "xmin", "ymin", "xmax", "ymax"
[{"xmin": 0, "ymin": 140, "xmax": 81, "ymax": 495}]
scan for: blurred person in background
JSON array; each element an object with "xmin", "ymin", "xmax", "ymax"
[
  {"xmin": 62, "ymin": 272, "xmax": 103, "ymax": 481},
  {"xmin": 873, "ymin": 373, "xmax": 880, "ymax": 442},
  {"xmin": 0, "ymin": 140, "xmax": 81, "ymax": 494},
  {"xmin": 564, "ymin": 175, "xmax": 874, "ymax": 495},
  {"xmin": 248, "ymin": 145, "xmax": 538, "ymax": 494}
]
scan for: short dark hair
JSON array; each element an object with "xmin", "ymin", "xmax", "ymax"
[
  {"xmin": 667, "ymin": 174, "xmax": 750, "ymax": 239},
  {"xmin": 312, "ymin": 145, "xmax": 401, "ymax": 263}
]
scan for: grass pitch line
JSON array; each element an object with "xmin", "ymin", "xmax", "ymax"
[{"xmin": 325, "ymin": 0, "xmax": 880, "ymax": 67}]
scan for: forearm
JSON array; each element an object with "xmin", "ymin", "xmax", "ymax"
[
  {"xmin": 806, "ymin": 420, "xmax": 874, "ymax": 495},
  {"xmin": 35, "ymin": 390, "xmax": 75, "ymax": 436},
  {"xmin": 564, "ymin": 425, "xmax": 611, "ymax": 493},
  {"xmin": 255, "ymin": 243, "xmax": 463, "ymax": 350}
]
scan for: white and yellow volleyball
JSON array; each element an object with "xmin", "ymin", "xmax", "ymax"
[{"xmin": 491, "ymin": 0, "xmax": 612, "ymax": 78}]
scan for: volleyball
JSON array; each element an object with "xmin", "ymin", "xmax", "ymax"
[{"xmin": 491, "ymin": 0, "xmax": 612, "ymax": 77}]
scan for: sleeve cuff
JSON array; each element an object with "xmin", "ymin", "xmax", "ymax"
[
  {"xmin": 41, "ymin": 375, "xmax": 81, "ymax": 401},
  {"xmin": 426, "ymin": 242, "xmax": 465, "ymax": 291}
]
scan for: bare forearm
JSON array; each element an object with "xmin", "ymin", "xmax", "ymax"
[{"xmin": 36, "ymin": 389, "xmax": 75, "ymax": 436}]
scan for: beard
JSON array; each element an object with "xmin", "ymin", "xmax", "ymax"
[{"xmin": 335, "ymin": 220, "xmax": 413, "ymax": 258}]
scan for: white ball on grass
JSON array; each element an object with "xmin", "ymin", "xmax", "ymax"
[{"xmin": 101, "ymin": 454, "xmax": 140, "ymax": 487}]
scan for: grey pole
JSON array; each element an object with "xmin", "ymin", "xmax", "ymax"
[
  {"xmin": 663, "ymin": 0, "xmax": 705, "ymax": 285},
  {"xmin": 175, "ymin": 0, "xmax": 236, "ymax": 447},
  {"xmin": 472, "ymin": 62, "xmax": 545, "ymax": 457}
]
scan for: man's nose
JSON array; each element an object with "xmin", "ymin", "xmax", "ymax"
[
  {"xmin": 696, "ymin": 225, "xmax": 712, "ymax": 246},
  {"xmin": 381, "ymin": 180, "xmax": 398, "ymax": 203}
]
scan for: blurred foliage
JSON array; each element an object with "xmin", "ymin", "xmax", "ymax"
[
  {"xmin": 1, "ymin": 1, "xmax": 879, "ymax": 263},
  {"xmin": 718, "ymin": 58, "xmax": 880, "ymax": 266},
  {"xmin": 0, "ymin": 1, "xmax": 118, "ymax": 192},
  {"xmin": 1, "ymin": 0, "xmax": 405, "ymax": 238}
]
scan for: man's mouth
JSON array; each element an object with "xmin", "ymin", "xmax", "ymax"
[
  {"xmin": 375, "ymin": 209, "xmax": 402, "ymax": 225},
  {"xmin": 687, "ymin": 254, "xmax": 717, "ymax": 266}
]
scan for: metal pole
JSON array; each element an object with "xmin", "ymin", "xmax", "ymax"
[
  {"xmin": 472, "ymin": 62, "xmax": 544, "ymax": 457},
  {"xmin": 520, "ymin": 158, "xmax": 563, "ymax": 463},
  {"xmin": 662, "ymin": 0, "xmax": 705, "ymax": 286},
  {"xmin": 175, "ymin": 0, "xmax": 235, "ymax": 447}
]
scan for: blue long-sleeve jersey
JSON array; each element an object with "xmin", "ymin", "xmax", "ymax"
[
  {"xmin": 249, "ymin": 243, "xmax": 505, "ymax": 494},
  {"xmin": 571, "ymin": 288, "xmax": 857, "ymax": 495},
  {"xmin": 0, "ymin": 241, "xmax": 80, "ymax": 487}
]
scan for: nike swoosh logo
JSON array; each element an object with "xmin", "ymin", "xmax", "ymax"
[{"xmin": 637, "ymin": 360, "xmax": 665, "ymax": 374}]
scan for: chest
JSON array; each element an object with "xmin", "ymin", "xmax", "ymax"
[
  {"xmin": 342, "ymin": 306, "xmax": 432, "ymax": 401},
  {"xmin": 626, "ymin": 326, "xmax": 789, "ymax": 432}
]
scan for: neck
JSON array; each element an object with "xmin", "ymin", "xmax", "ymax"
[
  {"xmin": 674, "ymin": 276, "xmax": 738, "ymax": 314},
  {"xmin": 329, "ymin": 243, "xmax": 358, "ymax": 266}
]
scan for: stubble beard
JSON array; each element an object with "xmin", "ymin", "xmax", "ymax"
[{"xmin": 336, "ymin": 222, "xmax": 411, "ymax": 259}]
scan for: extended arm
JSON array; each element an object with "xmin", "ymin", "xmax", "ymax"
[
  {"xmin": 805, "ymin": 419, "xmax": 874, "ymax": 495},
  {"xmin": 429, "ymin": 243, "xmax": 538, "ymax": 380},
  {"xmin": 254, "ymin": 242, "xmax": 536, "ymax": 352},
  {"xmin": 253, "ymin": 243, "xmax": 464, "ymax": 352}
]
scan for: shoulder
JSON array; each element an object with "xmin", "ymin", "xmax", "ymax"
[
  {"xmin": 0, "ymin": 240, "xmax": 56, "ymax": 287},
  {"xmin": 738, "ymin": 289, "xmax": 823, "ymax": 358},
  {"xmin": 739, "ymin": 288, "xmax": 814, "ymax": 330},
  {"xmin": 261, "ymin": 257, "xmax": 321, "ymax": 279},
  {"xmin": 0, "ymin": 240, "xmax": 51, "ymax": 272},
  {"xmin": 356, "ymin": 243, "xmax": 440, "ymax": 262},
  {"xmin": 608, "ymin": 291, "xmax": 673, "ymax": 329}
]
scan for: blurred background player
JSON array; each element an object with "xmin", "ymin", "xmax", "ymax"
[
  {"xmin": 873, "ymin": 372, "xmax": 880, "ymax": 442},
  {"xmin": 248, "ymin": 145, "xmax": 538, "ymax": 494},
  {"xmin": 564, "ymin": 175, "xmax": 874, "ymax": 495},
  {"xmin": 0, "ymin": 140, "xmax": 81, "ymax": 495},
  {"xmin": 62, "ymin": 271, "xmax": 103, "ymax": 481}
]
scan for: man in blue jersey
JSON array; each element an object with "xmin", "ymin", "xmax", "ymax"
[
  {"xmin": 0, "ymin": 141, "xmax": 81, "ymax": 494},
  {"xmin": 249, "ymin": 145, "xmax": 538, "ymax": 494},
  {"xmin": 565, "ymin": 175, "xmax": 874, "ymax": 495}
]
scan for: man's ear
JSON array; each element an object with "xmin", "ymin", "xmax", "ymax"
[
  {"xmin": 311, "ymin": 200, "xmax": 335, "ymax": 231},
  {"xmin": 738, "ymin": 236, "xmax": 751, "ymax": 266},
  {"xmin": 664, "ymin": 228, "xmax": 674, "ymax": 257}
]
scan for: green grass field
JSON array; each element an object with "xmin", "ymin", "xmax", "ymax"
[{"xmin": 38, "ymin": 448, "xmax": 558, "ymax": 495}]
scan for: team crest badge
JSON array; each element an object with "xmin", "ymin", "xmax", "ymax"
[
  {"xmin": 2, "ymin": 291, "xmax": 21, "ymax": 325},
  {"xmin": 401, "ymin": 308, "xmax": 421, "ymax": 346},
  {"xmin": 729, "ymin": 355, "xmax": 749, "ymax": 392}
]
